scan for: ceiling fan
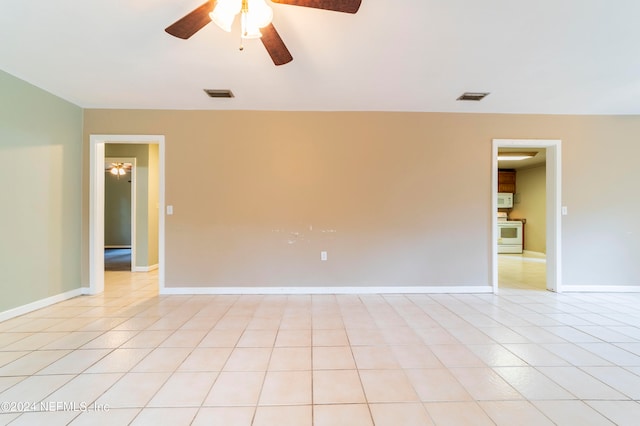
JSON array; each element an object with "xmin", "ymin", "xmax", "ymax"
[
  {"xmin": 165, "ymin": 0, "xmax": 362, "ymax": 65},
  {"xmin": 106, "ymin": 162, "xmax": 132, "ymax": 177}
]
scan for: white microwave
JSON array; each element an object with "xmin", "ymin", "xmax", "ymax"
[{"xmin": 497, "ymin": 192, "xmax": 513, "ymax": 208}]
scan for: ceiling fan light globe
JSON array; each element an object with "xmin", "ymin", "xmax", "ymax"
[
  {"xmin": 216, "ymin": 0, "xmax": 242, "ymax": 14},
  {"xmin": 241, "ymin": 27, "xmax": 263, "ymax": 39},
  {"xmin": 110, "ymin": 167, "xmax": 119, "ymax": 175},
  {"xmin": 247, "ymin": 0, "xmax": 273, "ymax": 27},
  {"xmin": 210, "ymin": 0, "xmax": 241, "ymax": 32},
  {"xmin": 210, "ymin": 11, "xmax": 235, "ymax": 32},
  {"xmin": 240, "ymin": 13, "xmax": 262, "ymax": 38}
]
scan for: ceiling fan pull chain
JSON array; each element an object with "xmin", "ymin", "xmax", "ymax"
[{"xmin": 239, "ymin": 34, "xmax": 244, "ymax": 51}]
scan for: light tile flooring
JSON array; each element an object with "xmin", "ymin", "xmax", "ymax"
[{"xmin": 1, "ymin": 258, "xmax": 640, "ymax": 425}]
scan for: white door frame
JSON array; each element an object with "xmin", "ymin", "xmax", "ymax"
[
  {"xmin": 90, "ymin": 135, "xmax": 165, "ymax": 294},
  {"xmin": 492, "ymin": 139, "xmax": 562, "ymax": 294},
  {"xmin": 105, "ymin": 156, "xmax": 137, "ymax": 270}
]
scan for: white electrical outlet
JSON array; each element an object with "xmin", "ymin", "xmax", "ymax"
[
  {"xmin": 321, "ymin": 251, "xmax": 327, "ymax": 261},
  {"xmin": 166, "ymin": 205, "xmax": 174, "ymax": 215}
]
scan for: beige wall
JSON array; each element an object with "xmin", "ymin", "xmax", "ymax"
[
  {"xmin": 511, "ymin": 165, "xmax": 546, "ymax": 254},
  {"xmin": 3, "ymin": 67, "xmax": 638, "ymax": 316},
  {"xmin": 0, "ymin": 70, "xmax": 82, "ymax": 313},
  {"xmin": 82, "ymin": 110, "xmax": 640, "ymax": 288}
]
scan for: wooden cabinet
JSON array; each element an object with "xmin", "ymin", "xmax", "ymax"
[{"xmin": 498, "ymin": 169, "xmax": 516, "ymax": 193}]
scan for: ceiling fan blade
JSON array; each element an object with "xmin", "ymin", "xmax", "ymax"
[
  {"xmin": 260, "ymin": 24, "xmax": 293, "ymax": 66},
  {"xmin": 271, "ymin": 0, "xmax": 361, "ymax": 14},
  {"xmin": 165, "ymin": 1, "xmax": 215, "ymax": 39}
]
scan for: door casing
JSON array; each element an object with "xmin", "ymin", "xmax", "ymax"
[
  {"xmin": 89, "ymin": 135, "xmax": 165, "ymax": 294},
  {"xmin": 492, "ymin": 139, "xmax": 562, "ymax": 293}
]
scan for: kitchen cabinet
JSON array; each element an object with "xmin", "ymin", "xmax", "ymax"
[{"xmin": 498, "ymin": 169, "xmax": 516, "ymax": 193}]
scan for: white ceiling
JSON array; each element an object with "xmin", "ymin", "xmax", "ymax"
[
  {"xmin": 498, "ymin": 148, "xmax": 546, "ymax": 170},
  {"xmin": 2, "ymin": 0, "xmax": 640, "ymax": 113}
]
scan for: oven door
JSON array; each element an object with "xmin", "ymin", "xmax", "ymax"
[{"xmin": 498, "ymin": 222, "xmax": 522, "ymax": 245}]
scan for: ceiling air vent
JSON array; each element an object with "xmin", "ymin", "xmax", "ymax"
[
  {"xmin": 457, "ymin": 92, "xmax": 490, "ymax": 101},
  {"xmin": 204, "ymin": 89, "xmax": 234, "ymax": 98}
]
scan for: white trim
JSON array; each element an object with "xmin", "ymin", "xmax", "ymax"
[
  {"xmin": 160, "ymin": 286, "xmax": 494, "ymax": 295},
  {"xmin": 0, "ymin": 288, "xmax": 85, "ymax": 323},
  {"xmin": 562, "ymin": 286, "xmax": 640, "ymax": 293},
  {"xmin": 520, "ymin": 256, "xmax": 546, "ymax": 264},
  {"xmin": 104, "ymin": 245, "xmax": 132, "ymax": 249},
  {"xmin": 89, "ymin": 135, "xmax": 165, "ymax": 295},
  {"xmin": 523, "ymin": 250, "xmax": 546, "ymax": 258},
  {"xmin": 499, "ymin": 252, "xmax": 546, "ymax": 264},
  {"xmin": 134, "ymin": 264, "xmax": 158, "ymax": 272},
  {"xmin": 492, "ymin": 139, "xmax": 562, "ymax": 294},
  {"xmin": 89, "ymin": 140, "xmax": 105, "ymax": 294}
]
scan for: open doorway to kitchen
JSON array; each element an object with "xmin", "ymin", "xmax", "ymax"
[
  {"xmin": 89, "ymin": 135, "xmax": 165, "ymax": 295},
  {"xmin": 497, "ymin": 151, "xmax": 547, "ymax": 291},
  {"xmin": 492, "ymin": 139, "xmax": 562, "ymax": 294}
]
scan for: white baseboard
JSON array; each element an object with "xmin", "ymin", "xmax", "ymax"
[
  {"xmin": 562, "ymin": 285, "xmax": 640, "ymax": 293},
  {"xmin": 500, "ymin": 251, "xmax": 546, "ymax": 263},
  {"xmin": 522, "ymin": 251, "xmax": 546, "ymax": 264},
  {"xmin": 160, "ymin": 285, "xmax": 494, "ymax": 295},
  {"xmin": 134, "ymin": 264, "xmax": 158, "ymax": 272},
  {"xmin": 0, "ymin": 288, "xmax": 85, "ymax": 323},
  {"xmin": 105, "ymin": 245, "xmax": 131, "ymax": 249}
]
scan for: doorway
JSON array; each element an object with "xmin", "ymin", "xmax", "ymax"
[
  {"xmin": 105, "ymin": 157, "xmax": 136, "ymax": 271},
  {"xmin": 89, "ymin": 135, "xmax": 165, "ymax": 295},
  {"xmin": 491, "ymin": 139, "xmax": 562, "ymax": 294}
]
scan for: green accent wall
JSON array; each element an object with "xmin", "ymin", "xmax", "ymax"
[
  {"xmin": 105, "ymin": 166, "xmax": 132, "ymax": 247},
  {"xmin": 0, "ymin": 70, "xmax": 83, "ymax": 312}
]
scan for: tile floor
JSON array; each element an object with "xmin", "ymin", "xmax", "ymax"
[{"xmin": 1, "ymin": 256, "xmax": 640, "ymax": 425}]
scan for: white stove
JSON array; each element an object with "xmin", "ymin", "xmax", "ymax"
[{"xmin": 497, "ymin": 213, "xmax": 523, "ymax": 253}]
